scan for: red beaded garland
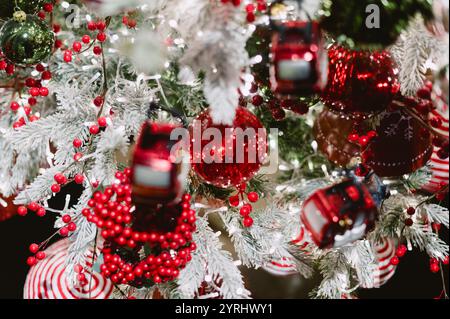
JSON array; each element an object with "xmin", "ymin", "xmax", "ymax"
[{"xmin": 83, "ymin": 169, "xmax": 196, "ymax": 286}]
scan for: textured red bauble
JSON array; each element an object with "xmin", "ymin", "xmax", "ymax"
[
  {"xmin": 190, "ymin": 107, "xmax": 267, "ymax": 188},
  {"xmin": 362, "ymin": 109, "xmax": 433, "ymax": 177}
]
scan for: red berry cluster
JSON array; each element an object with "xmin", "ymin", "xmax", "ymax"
[
  {"xmin": 37, "ymin": 2, "xmax": 54, "ymax": 20},
  {"xmin": 429, "ymin": 256, "xmax": 449, "ymax": 273},
  {"xmin": 240, "ymin": 82, "xmax": 310, "ymax": 121},
  {"xmin": 17, "ymin": 202, "xmax": 46, "ymax": 218},
  {"xmin": 229, "ymin": 184, "xmax": 260, "ymax": 228},
  {"xmin": 62, "ymin": 20, "xmax": 107, "ymax": 63},
  {"xmin": 82, "ymin": 169, "xmax": 197, "ymax": 286},
  {"xmin": 220, "ymin": 0, "xmax": 268, "ymax": 23},
  {"xmin": 0, "ymin": 52, "xmax": 15, "ymax": 75},
  {"xmin": 122, "ymin": 15, "xmax": 137, "ymax": 29},
  {"xmin": 389, "ymin": 244, "xmax": 408, "ymax": 266},
  {"xmin": 74, "ymin": 264, "xmax": 90, "ymax": 287},
  {"xmin": 26, "ymin": 243, "xmax": 46, "ymax": 267},
  {"xmin": 9, "ymin": 63, "xmax": 52, "ymax": 129}
]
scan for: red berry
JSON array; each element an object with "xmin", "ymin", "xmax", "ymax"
[
  {"xmin": 229, "ymin": 195, "xmax": 240, "ymax": 207},
  {"xmin": 62, "ymin": 214, "xmax": 72, "ymax": 223},
  {"xmin": 127, "ymin": 19, "xmax": 137, "ymax": 29},
  {"xmin": 96, "ymin": 21, "xmax": 106, "ymax": 31},
  {"xmin": 27, "ymin": 257, "xmax": 37, "ymax": 267},
  {"xmin": 54, "ymin": 173, "xmax": 67, "ymax": 185},
  {"xmin": 97, "ymin": 32, "xmax": 107, "ymax": 42},
  {"xmin": 43, "ymin": 3, "xmax": 53, "ymax": 12},
  {"xmin": 82, "ymin": 35, "xmax": 91, "ymax": 44},
  {"xmin": 93, "ymin": 96, "xmax": 104, "ymax": 107},
  {"xmin": 59, "ymin": 227, "xmax": 69, "ymax": 237},
  {"xmin": 17, "ymin": 206, "xmax": 28, "ymax": 216},
  {"xmin": 390, "ymin": 256, "xmax": 400, "ymax": 266},
  {"xmin": 406, "ymin": 207, "xmax": 415, "ymax": 215},
  {"xmin": 98, "ymin": 117, "xmax": 107, "ymax": 127},
  {"xmin": 90, "ymin": 125, "xmax": 100, "ymax": 135},
  {"xmin": 348, "ymin": 133, "xmax": 359, "ymax": 143},
  {"xmin": 41, "ymin": 71, "xmax": 52, "ymax": 80},
  {"xmin": 39, "ymin": 87, "xmax": 49, "ymax": 97},
  {"xmin": 74, "ymin": 174, "xmax": 84, "ymax": 184},
  {"xmin": 72, "ymin": 41, "xmax": 82, "ymax": 52},
  {"xmin": 443, "ymin": 256, "xmax": 449, "ymax": 265},
  {"xmin": 27, "ymin": 202, "xmax": 39, "ymax": 211},
  {"xmin": 243, "ymin": 216, "xmax": 254, "ymax": 227},
  {"xmin": 239, "ymin": 205, "xmax": 251, "ymax": 217},
  {"xmin": 51, "ymin": 184, "xmax": 61, "ymax": 193},
  {"xmin": 93, "ymin": 46, "xmax": 102, "ymax": 55},
  {"xmin": 271, "ymin": 108, "xmax": 285, "ymax": 121},
  {"xmin": 36, "ymin": 251, "xmax": 46, "ymax": 260},
  {"xmin": 68, "ymin": 222, "xmax": 77, "ymax": 232},
  {"xmin": 247, "ymin": 192, "xmax": 259, "ymax": 203},
  {"xmin": 87, "ymin": 21, "xmax": 97, "ymax": 31},
  {"xmin": 404, "ymin": 218, "xmax": 413, "ymax": 227},
  {"xmin": 358, "ymin": 136, "xmax": 370, "ymax": 147},
  {"xmin": 252, "ymin": 95, "xmax": 263, "ymax": 106},
  {"xmin": 36, "ymin": 208, "xmax": 46, "ymax": 217},
  {"xmin": 29, "ymin": 243, "xmax": 39, "ymax": 254},
  {"xmin": 29, "ymin": 87, "xmax": 40, "ymax": 97},
  {"xmin": 10, "ymin": 102, "xmax": 20, "ymax": 111},
  {"xmin": 73, "ymin": 138, "xmax": 83, "ymax": 148},
  {"xmin": 430, "ymin": 263, "xmax": 440, "ymax": 273},
  {"xmin": 396, "ymin": 245, "xmax": 407, "ymax": 257}
]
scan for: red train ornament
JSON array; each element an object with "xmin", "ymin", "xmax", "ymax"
[
  {"xmin": 131, "ymin": 121, "xmax": 189, "ymax": 206},
  {"xmin": 270, "ymin": 20, "xmax": 327, "ymax": 98},
  {"xmin": 300, "ymin": 179, "xmax": 378, "ymax": 249}
]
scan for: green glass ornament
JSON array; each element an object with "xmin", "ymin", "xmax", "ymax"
[
  {"xmin": 0, "ymin": 0, "xmax": 45, "ymax": 19},
  {"xmin": 0, "ymin": 14, "xmax": 55, "ymax": 66}
]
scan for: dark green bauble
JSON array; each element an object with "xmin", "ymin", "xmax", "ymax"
[
  {"xmin": 320, "ymin": 0, "xmax": 433, "ymax": 48},
  {"xmin": 0, "ymin": 14, "xmax": 54, "ymax": 66},
  {"xmin": 0, "ymin": 0, "xmax": 45, "ymax": 19}
]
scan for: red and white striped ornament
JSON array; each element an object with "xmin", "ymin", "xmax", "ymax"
[
  {"xmin": 423, "ymin": 100, "xmax": 449, "ymax": 193},
  {"xmin": 262, "ymin": 228, "xmax": 311, "ymax": 276},
  {"xmin": 363, "ymin": 238, "xmax": 397, "ymax": 288},
  {"xmin": 24, "ymin": 239, "xmax": 113, "ymax": 299}
]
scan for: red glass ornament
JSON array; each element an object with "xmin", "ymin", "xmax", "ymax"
[
  {"xmin": 0, "ymin": 196, "xmax": 17, "ymax": 222},
  {"xmin": 322, "ymin": 45, "xmax": 400, "ymax": 116},
  {"xmin": 300, "ymin": 179, "xmax": 378, "ymax": 249},
  {"xmin": 190, "ymin": 107, "xmax": 267, "ymax": 188},
  {"xmin": 131, "ymin": 121, "xmax": 188, "ymax": 206},
  {"xmin": 270, "ymin": 21, "xmax": 327, "ymax": 98},
  {"xmin": 362, "ymin": 109, "xmax": 433, "ymax": 177}
]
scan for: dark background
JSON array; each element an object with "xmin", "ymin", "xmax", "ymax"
[{"xmin": 1, "ymin": 184, "xmax": 448, "ymax": 299}]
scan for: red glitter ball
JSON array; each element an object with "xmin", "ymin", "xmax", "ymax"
[
  {"xmin": 190, "ymin": 107, "xmax": 267, "ymax": 188},
  {"xmin": 322, "ymin": 45, "xmax": 399, "ymax": 116}
]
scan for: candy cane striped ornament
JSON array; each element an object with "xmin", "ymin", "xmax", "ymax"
[
  {"xmin": 24, "ymin": 239, "xmax": 113, "ymax": 299},
  {"xmin": 363, "ymin": 238, "xmax": 397, "ymax": 289},
  {"xmin": 262, "ymin": 228, "xmax": 311, "ymax": 276},
  {"xmin": 423, "ymin": 101, "xmax": 449, "ymax": 193}
]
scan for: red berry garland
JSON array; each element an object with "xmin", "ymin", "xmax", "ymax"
[{"xmin": 83, "ymin": 169, "xmax": 197, "ymax": 286}]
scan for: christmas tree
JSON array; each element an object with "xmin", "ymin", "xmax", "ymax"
[{"xmin": 0, "ymin": 0, "xmax": 448, "ymax": 299}]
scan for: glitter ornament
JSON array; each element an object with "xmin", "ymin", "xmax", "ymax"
[
  {"xmin": 313, "ymin": 107, "xmax": 361, "ymax": 167},
  {"xmin": 0, "ymin": 13, "xmax": 55, "ymax": 66},
  {"xmin": 0, "ymin": 0, "xmax": 45, "ymax": 19},
  {"xmin": 322, "ymin": 45, "xmax": 400, "ymax": 117},
  {"xmin": 190, "ymin": 107, "xmax": 267, "ymax": 189}
]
